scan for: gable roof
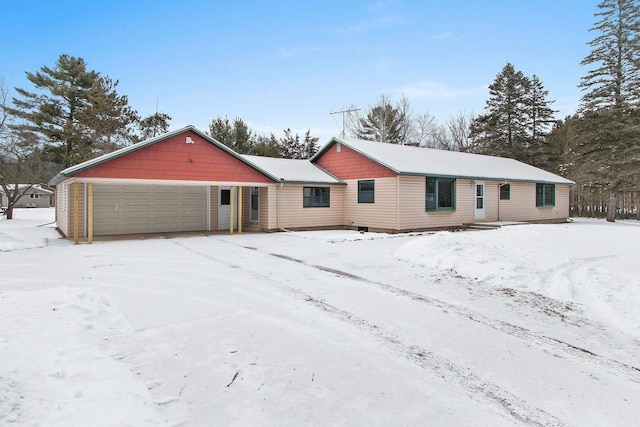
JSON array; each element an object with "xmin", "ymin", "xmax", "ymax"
[
  {"xmin": 48, "ymin": 126, "xmax": 282, "ymax": 185},
  {"xmin": 312, "ymin": 137, "xmax": 574, "ymax": 185},
  {"xmin": 241, "ymin": 155, "xmax": 343, "ymax": 184}
]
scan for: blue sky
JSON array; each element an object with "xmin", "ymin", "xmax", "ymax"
[{"xmin": 2, "ymin": 0, "xmax": 599, "ymax": 142}]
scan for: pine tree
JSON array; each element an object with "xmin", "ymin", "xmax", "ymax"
[
  {"xmin": 8, "ymin": 54, "xmax": 138, "ymax": 168},
  {"xmin": 208, "ymin": 116, "xmax": 255, "ymax": 154},
  {"xmin": 355, "ymin": 95, "xmax": 406, "ymax": 144},
  {"xmin": 578, "ymin": 0, "xmax": 640, "ymax": 221},
  {"xmin": 525, "ymin": 75, "xmax": 557, "ymax": 167},
  {"xmin": 252, "ymin": 134, "xmax": 280, "ymax": 157},
  {"xmin": 301, "ymin": 129, "xmax": 319, "ymax": 159},
  {"xmin": 138, "ymin": 112, "xmax": 172, "ymax": 140},
  {"xmin": 469, "ymin": 63, "xmax": 530, "ymax": 161},
  {"xmin": 470, "ymin": 63, "xmax": 555, "ymax": 164}
]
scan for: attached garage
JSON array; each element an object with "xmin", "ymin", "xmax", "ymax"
[
  {"xmin": 93, "ymin": 184, "xmax": 208, "ymax": 236},
  {"xmin": 49, "ymin": 126, "xmax": 280, "ymax": 240}
]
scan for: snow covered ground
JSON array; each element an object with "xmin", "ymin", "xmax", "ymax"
[{"xmin": 1, "ymin": 209, "xmax": 639, "ymax": 426}]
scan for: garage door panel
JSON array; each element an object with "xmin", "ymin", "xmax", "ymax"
[{"xmin": 92, "ymin": 184, "xmax": 207, "ymax": 236}]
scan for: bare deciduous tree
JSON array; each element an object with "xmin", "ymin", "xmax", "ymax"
[{"xmin": 0, "ymin": 77, "xmax": 48, "ymax": 219}]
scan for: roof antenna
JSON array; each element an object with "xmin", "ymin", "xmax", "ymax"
[{"xmin": 330, "ymin": 105, "xmax": 360, "ymax": 138}]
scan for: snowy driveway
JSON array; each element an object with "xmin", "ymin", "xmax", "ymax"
[{"xmin": 1, "ymin": 210, "xmax": 639, "ymax": 426}]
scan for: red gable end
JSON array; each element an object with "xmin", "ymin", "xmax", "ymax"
[
  {"xmin": 73, "ymin": 131, "xmax": 274, "ymax": 183},
  {"xmin": 315, "ymin": 142, "xmax": 397, "ymax": 180}
]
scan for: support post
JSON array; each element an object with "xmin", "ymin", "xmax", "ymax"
[
  {"xmin": 230, "ymin": 186, "xmax": 235, "ymax": 235},
  {"xmin": 88, "ymin": 183, "xmax": 93, "ymax": 244},
  {"xmin": 73, "ymin": 182, "xmax": 79, "ymax": 245},
  {"xmin": 238, "ymin": 186, "xmax": 243, "ymax": 234}
]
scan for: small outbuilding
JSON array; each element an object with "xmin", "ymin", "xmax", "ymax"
[{"xmin": 1, "ymin": 184, "xmax": 53, "ymax": 209}]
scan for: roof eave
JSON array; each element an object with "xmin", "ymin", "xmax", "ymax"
[{"xmin": 398, "ymin": 171, "xmax": 574, "ymax": 185}]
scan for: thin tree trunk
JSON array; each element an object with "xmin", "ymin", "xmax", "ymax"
[{"xmin": 607, "ymin": 190, "xmax": 616, "ymax": 222}]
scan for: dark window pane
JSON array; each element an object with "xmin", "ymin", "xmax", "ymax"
[
  {"xmin": 220, "ymin": 189, "xmax": 231, "ymax": 206},
  {"xmin": 500, "ymin": 184, "xmax": 510, "ymax": 200},
  {"xmin": 358, "ymin": 180, "xmax": 375, "ymax": 203},
  {"xmin": 438, "ymin": 181, "xmax": 453, "ymax": 208},
  {"xmin": 426, "ymin": 177, "xmax": 436, "ymax": 210},
  {"xmin": 544, "ymin": 184, "xmax": 555, "ymax": 205},
  {"xmin": 303, "ymin": 187, "xmax": 330, "ymax": 207}
]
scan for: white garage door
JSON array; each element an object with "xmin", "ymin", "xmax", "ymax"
[{"xmin": 92, "ymin": 184, "xmax": 208, "ymax": 236}]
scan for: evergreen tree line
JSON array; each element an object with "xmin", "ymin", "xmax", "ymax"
[{"xmin": 207, "ymin": 116, "xmax": 319, "ymax": 160}]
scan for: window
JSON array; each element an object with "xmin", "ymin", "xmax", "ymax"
[
  {"xmin": 220, "ymin": 189, "xmax": 231, "ymax": 206},
  {"xmin": 536, "ymin": 183, "xmax": 555, "ymax": 207},
  {"xmin": 29, "ymin": 193, "xmax": 40, "ymax": 199},
  {"xmin": 358, "ymin": 180, "xmax": 375, "ymax": 203},
  {"xmin": 303, "ymin": 187, "xmax": 330, "ymax": 207},
  {"xmin": 426, "ymin": 177, "xmax": 455, "ymax": 211},
  {"xmin": 500, "ymin": 184, "xmax": 510, "ymax": 200}
]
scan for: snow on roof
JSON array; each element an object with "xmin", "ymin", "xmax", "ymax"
[
  {"xmin": 241, "ymin": 155, "xmax": 343, "ymax": 184},
  {"xmin": 316, "ymin": 138, "xmax": 574, "ymax": 185}
]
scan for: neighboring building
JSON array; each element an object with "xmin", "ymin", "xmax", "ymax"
[
  {"xmin": 49, "ymin": 126, "xmax": 573, "ymax": 240},
  {"xmin": 1, "ymin": 184, "xmax": 53, "ymax": 208}
]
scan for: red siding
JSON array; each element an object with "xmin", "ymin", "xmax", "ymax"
[
  {"xmin": 315, "ymin": 142, "xmax": 397, "ymax": 179},
  {"xmin": 74, "ymin": 131, "xmax": 274, "ymax": 183}
]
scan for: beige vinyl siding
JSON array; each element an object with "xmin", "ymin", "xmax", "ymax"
[
  {"xmin": 266, "ymin": 186, "xmax": 278, "ymax": 230},
  {"xmin": 482, "ymin": 181, "xmax": 500, "ymax": 222},
  {"xmin": 59, "ymin": 181, "xmax": 85, "ymax": 239},
  {"xmin": 270, "ymin": 184, "xmax": 345, "ymax": 230},
  {"xmin": 258, "ymin": 187, "xmax": 270, "ymax": 230},
  {"xmin": 398, "ymin": 176, "xmax": 476, "ymax": 229},
  {"xmin": 56, "ymin": 182, "xmax": 69, "ymax": 237},
  {"xmin": 499, "ymin": 182, "xmax": 570, "ymax": 221},
  {"xmin": 242, "ymin": 187, "xmax": 251, "ymax": 226},
  {"xmin": 344, "ymin": 177, "xmax": 398, "ymax": 230},
  {"xmin": 209, "ymin": 186, "xmax": 219, "ymax": 231}
]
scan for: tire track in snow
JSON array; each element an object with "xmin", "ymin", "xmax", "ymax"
[
  {"xmin": 172, "ymin": 240, "xmax": 563, "ymax": 426},
  {"xmin": 265, "ymin": 250, "xmax": 640, "ymax": 383}
]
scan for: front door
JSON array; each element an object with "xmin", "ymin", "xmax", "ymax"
[
  {"xmin": 474, "ymin": 181, "xmax": 485, "ymax": 220},
  {"xmin": 218, "ymin": 186, "xmax": 237, "ymax": 230}
]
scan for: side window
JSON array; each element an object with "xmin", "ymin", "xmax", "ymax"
[
  {"xmin": 500, "ymin": 184, "xmax": 510, "ymax": 200},
  {"xmin": 303, "ymin": 187, "xmax": 330, "ymax": 207},
  {"xmin": 536, "ymin": 183, "xmax": 555, "ymax": 207},
  {"xmin": 358, "ymin": 180, "xmax": 375, "ymax": 203}
]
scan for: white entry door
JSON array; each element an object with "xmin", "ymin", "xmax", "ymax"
[
  {"xmin": 218, "ymin": 186, "xmax": 237, "ymax": 230},
  {"xmin": 474, "ymin": 181, "xmax": 485, "ymax": 220}
]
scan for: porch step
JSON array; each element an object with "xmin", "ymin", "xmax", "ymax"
[
  {"xmin": 464, "ymin": 223, "xmax": 503, "ymax": 230},
  {"xmin": 463, "ymin": 221, "xmax": 528, "ymax": 231}
]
